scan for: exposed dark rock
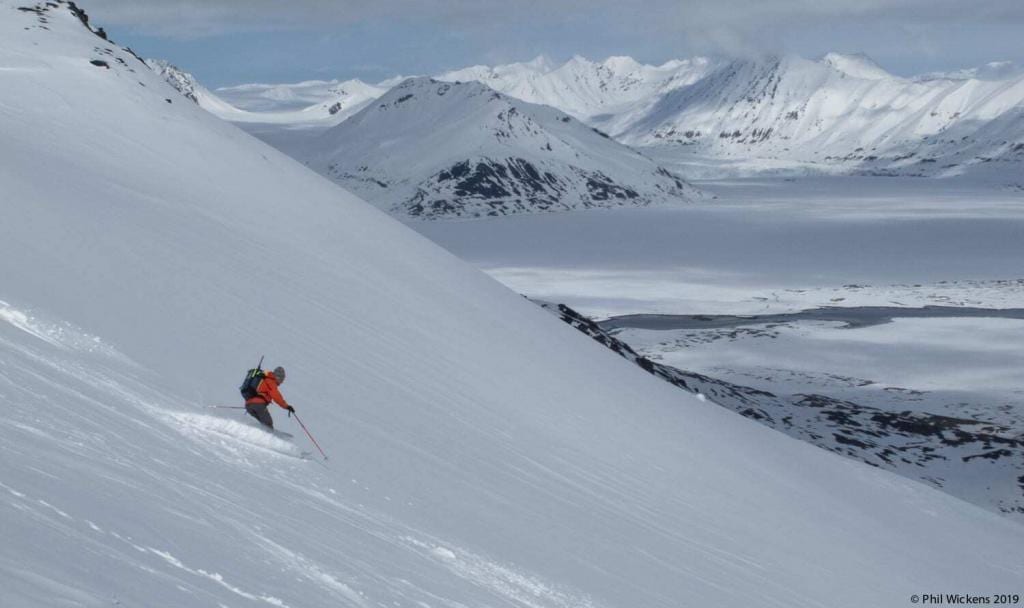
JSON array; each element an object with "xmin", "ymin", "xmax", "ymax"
[{"xmin": 535, "ymin": 299, "xmax": 1024, "ymax": 517}]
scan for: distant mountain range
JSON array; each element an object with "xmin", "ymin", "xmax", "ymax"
[
  {"xmin": 152, "ymin": 52, "xmax": 1024, "ymax": 191},
  {"xmin": 437, "ymin": 53, "xmax": 1024, "ymax": 178},
  {"xmin": 148, "ymin": 60, "xmax": 385, "ymax": 126}
]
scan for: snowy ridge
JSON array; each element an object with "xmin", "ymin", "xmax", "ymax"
[
  {"xmin": 439, "ymin": 53, "xmax": 1024, "ymax": 177},
  {"xmin": 148, "ymin": 62, "xmax": 386, "ymax": 127},
  {"xmin": 144, "ymin": 58, "xmax": 244, "ymax": 118},
  {"xmin": 145, "ymin": 59, "xmax": 202, "ymax": 103},
  {"xmin": 302, "ymin": 77, "xmax": 703, "ymax": 218},
  {"xmin": 612, "ymin": 54, "xmax": 1024, "ymax": 176},
  {"xmin": 4, "ymin": 3, "xmax": 1024, "ymax": 606},
  {"xmin": 819, "ymin": 52, "xmax": 893, "ymax": 80},
  {"xmin": 439, "ymin": 55, "xmax": 715, "ymax": 126},
  {"xmin": 436, "ymin": 52, "xmax": 1024, "ymax": 177}
]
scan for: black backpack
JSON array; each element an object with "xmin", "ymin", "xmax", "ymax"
[{"xmin": 240, "ymin": 368, "xmax": 266, "ymax": 400}]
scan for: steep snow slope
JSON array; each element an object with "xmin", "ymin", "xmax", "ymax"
[
  {"xmin": 4, "ymin": 4, "xmax": 1024, "ymax": 607},
  {"xmin": 299, "ymin": 77, "xmax": 702, "ymax": 218}
]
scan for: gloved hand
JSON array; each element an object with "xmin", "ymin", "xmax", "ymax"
[{"xmin": 286, "ymin": 405, "xmax": 295, "ymax": 414}]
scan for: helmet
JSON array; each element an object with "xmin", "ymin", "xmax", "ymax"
[{"xmin": 273, "ymin": 366, "xmax": 286, "ymax": 383}]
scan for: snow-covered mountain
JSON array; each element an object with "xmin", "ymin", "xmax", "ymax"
[
  {"xmin": 7, "ymin": 3, "xmax": 1024, "ymax": 605},
  {"xmin": 147, "ymin": 61, "xmax": 386, "ymax": 127},
  {"xmin": 609, "ymin": 54, "xmax": 1024, "ymax": 176},
  {"xmin": 436, "ymin": 53, "xmax": 1024, "ymax": 177},
  {"xmin": 155, "ymin": 53, "xmax": 1024, "ymax": 179},
  {"xmin": 144, "ymin": 58, "xmax": 243, "ymax": 116},
  {"xmin": 299, "ymin": 77, "xmax": 703, "ymax": 218},
  {"xmin": 439, "ymin": 55, "xmax": 715, "ymax": 127},
  {"xmin": 440, "ymin": 53, "xmax": 1024, "ymax": 178}
]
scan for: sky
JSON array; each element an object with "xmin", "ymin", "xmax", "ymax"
[{"xmin": 83, "ymin": 0, "xmax": 1024, "ymax": 88}]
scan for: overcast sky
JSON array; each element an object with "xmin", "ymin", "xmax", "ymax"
[{"xmin": 85, "ymin": 0, "xmax": 1024, "ymax": 88}]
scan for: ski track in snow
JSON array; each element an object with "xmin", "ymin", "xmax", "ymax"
[
  {"xmin": 1, "ymin": 301, "xmax": 599, "ymax": 608},
  {"xmin": 401, "ymin": 536, "xmax": 603, "ymax": 608},
  {"xmin": 165, "ymin": 412, "xmax": 308, "ymax": 462},
  {"xmin": 0, "ymin": 299, "xmax": 130, "ymax": 362},
  {"xmin": 0, "ymin": 307, "xmax": 348, "ymax": 605}
]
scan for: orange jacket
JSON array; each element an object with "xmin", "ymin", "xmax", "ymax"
[{"xmin": 246, "ymin": 371, "xmax": 290, "ymax": 409}]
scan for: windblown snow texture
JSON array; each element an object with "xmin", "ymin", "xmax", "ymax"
[{"xmin": 3, "ymin": 3, "xmax": 1024, "ymax": 607}]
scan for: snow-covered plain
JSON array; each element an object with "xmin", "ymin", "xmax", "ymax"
[
  {"xmin": 216, "ymin": 78, "xmax": 393, "ymax": 113},
  {"xmin": 6, "ymin": 2, "xmax": 1024, "ymax": 606},
  {"xmin": 619, "ymin": 317, "xmax": 1024, "ymax": 422},
  {"xmin": 416, "ymin": 176, "xmax": 1024, "ymax": 318}
]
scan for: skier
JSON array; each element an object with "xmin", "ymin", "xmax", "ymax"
[{"xmin": 243, "ymin": 366, "xmax": 295, "ymax": 429}]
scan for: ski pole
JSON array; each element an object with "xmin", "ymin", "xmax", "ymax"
[{"xmin": 292, "ymin": 412, "xmax": 328, "ymax": 461}]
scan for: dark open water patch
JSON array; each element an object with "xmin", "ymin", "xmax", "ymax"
[{"xmin": 600, "ymin": 306, "xmax": 1024, "ymax": 331}]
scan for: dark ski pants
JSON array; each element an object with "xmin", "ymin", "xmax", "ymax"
[{"xmin": 245, "ymin": 402, "xmax": 274, "ymax": 429}]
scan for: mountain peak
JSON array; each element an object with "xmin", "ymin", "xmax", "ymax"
[
  {"xmin": 524, "ymin": 54, "xmax": 555, "ymax": 72},
  {"xmin": 820, "ymin": 52, "xmax": 892, "ymax": 80},
  {"xmin": 306, "ymin": 77, "xmax": 701, "ymax": 218},
  {"xmin": 565, "ymin": 54, "xmax": 597, "ymax": 68},
  {"xmin": 390, "ymin": 75, "xmax": 496, "ymax": 98},
  {"xmin": 602, "ymin": 55, "xmax": 642, "ymax": 73}
]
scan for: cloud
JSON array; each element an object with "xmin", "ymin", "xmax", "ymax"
[
  {"xmin": 84, "ymin": 0, "xmax": 1024, "ymax": 39},
  {"xmin": 81, "ymin": 0, "xmax": 1024, "ymax": 82}
]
